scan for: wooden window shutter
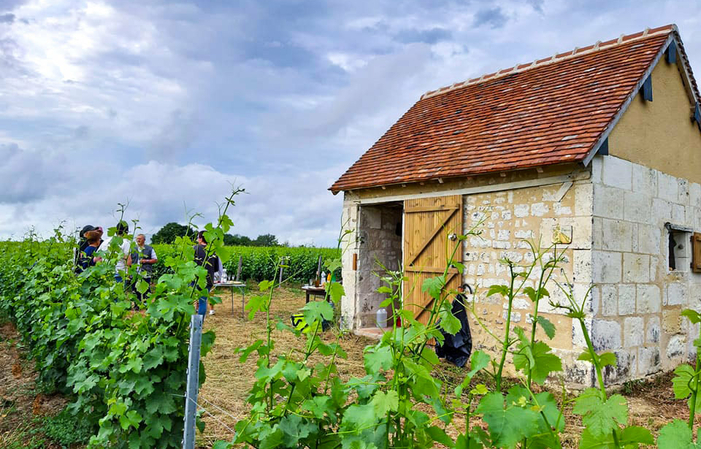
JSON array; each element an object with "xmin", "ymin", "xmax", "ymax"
[{"xmin": 693, "ymin": 233, "xmax": 701, "ymax": 273}]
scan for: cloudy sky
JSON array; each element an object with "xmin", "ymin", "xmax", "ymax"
[{"xmin": 0, "ymin": 0, "xmax": 699, "ymax": 245}]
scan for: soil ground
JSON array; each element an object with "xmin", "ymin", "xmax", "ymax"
[
  {"xmin": 0, "ymin": 322, "xmax": 68, "ymax": 448},
  {"xmin": 0, "ymin": 284, "xmax": 693, "ymax": 447}
]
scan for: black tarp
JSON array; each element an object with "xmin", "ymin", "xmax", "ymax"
[{"xmin": 435, "ymin": 289, "xmax": 473, "ymax": 368}]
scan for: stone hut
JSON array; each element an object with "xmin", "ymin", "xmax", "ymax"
[{"xmin": 329, "ymin": 24, "xmax": 701, "ymax": 386}]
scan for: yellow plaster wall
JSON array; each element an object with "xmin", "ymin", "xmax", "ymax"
[{"xmin": 609, "ymin": 57, "xmax": 701, "ymax": 184}]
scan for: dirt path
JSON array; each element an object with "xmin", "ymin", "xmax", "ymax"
[{"xmin": 0, "ymin": 322, "xmax": 67, "ymax": 448}]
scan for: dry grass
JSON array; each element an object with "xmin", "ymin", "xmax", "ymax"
[{"xmin": 0, "ymin": 322, "xmax": 67, "ymax": 449}]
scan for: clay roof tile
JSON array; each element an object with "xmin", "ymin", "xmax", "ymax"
[{"xmin": 330, "ymin": 25, "xmax": 698, "ymax": 193}]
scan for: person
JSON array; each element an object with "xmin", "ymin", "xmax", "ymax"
[
  {"xmin": 193, "ymin": 231, "xmax": 222, "ymax": 316},
  {"xmin": 130, "ymin": 234, "xmax": 157, "ymax": 302},
  {"xmin": 98, "ymin": 221, "xmax": 132, "ymax": 283},
  {"xmin": 77, "ymin": 230, "xmax": 102, "ymax": 271},
  {"xmin": 74, "ymin": 225, "xmax": 103, "ymax": 272}
]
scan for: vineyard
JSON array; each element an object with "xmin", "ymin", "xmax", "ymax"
[
  {"xmin": 150, "ymin": 244, "xmax": 340, "ymax": 283},
  {"xmin": 2, "ymin": 219, "xmax": 701, "ymax": 448}
]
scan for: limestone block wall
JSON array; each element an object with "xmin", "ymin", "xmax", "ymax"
[
  {"xmin": 340, "ymin": 199, "xmax": 360, "ymax": 330},
  {"xmin": 462, "ymin": 176, "xmax": 596, "ymax": 385},
  {"xmin": 588, "ymin": 154, "xmax": 701, "ymax": 383}
]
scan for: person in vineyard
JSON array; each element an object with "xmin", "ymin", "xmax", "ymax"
[
  {"xmin": 77, "ymin": 230, "xmax": 102, "ymax": 271},
  {"xmin": 98, "ymin": 221, "xmax": 132, "ymax": 283},
  {"xmin": 130, "ymin": 233, "xmax": 157, "ymax": 302},
  {"xmin": 193, "ymin": 230, "xmax": 222, "ymax": 316},
  {"xmin": 74, "ymin": 225, "xmax": 103, "ymax": 272}
]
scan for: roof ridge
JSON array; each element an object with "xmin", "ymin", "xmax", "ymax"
[{"xmin": 420, "ymin": 24, "xmax": 677, "ymax": 100}]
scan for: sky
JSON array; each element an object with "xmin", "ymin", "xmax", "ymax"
[{"xmin": 0, "ymin": 0, "xmax": 699, "ymax": 246}]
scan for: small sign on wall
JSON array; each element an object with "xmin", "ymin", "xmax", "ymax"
[{"xmin": 552, "ymin": 225, "xmax": 573, "ymax": 245}]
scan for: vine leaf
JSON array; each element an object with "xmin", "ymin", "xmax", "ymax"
[
  {"xmin": 476, "ymin": 391, "xmax": 538, "ymax": 448},
  {"xmin": 278, "ymin": 414, "xmax": 315, "ymax": 447},
  {"xmin": 580, "ymin": 426, "xmax": 654, "ymax": 449},
  {"xmin": 658, "ymin": 419, "xmax": 700, "ymax": 449},
  {"xmin": 364, "ymin": 345, "xmax": 393, "ymax": 374},
  {"xmin": 371, "ymin": 390, "xmax": 399, "ymax": 416},
  {"xmin": 573, "ymin": 389, "xmax": 627, "ymax": 437},
  {"xmin": 325, "ymin": 282, "xmax": 345, "ymax": 304},
  {"xmin": 487, "ymin": 284, "xmax": 510, "ymax": 298},
  {"xmin": 672, "ymin": 364, "xmax": 696, "ymax": 399},
  {"xmin": 536, "ymin": 316, "xmax": 555, "ymax": 340},
  {"xmin": 422, "ymin": 276, "xmax": 446, "ymax": 300},
  {"xmin": 513, "ymin": 338, "xmax": 562, "ymax": 384},
  {"xmin": 342, "ymin": 403, "xmax": 378, "ymax": 431}
]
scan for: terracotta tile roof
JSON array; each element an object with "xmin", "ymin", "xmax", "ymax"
[{"xmin": 331, "ymin": 25, "xmax": 698, "ymax": 193}]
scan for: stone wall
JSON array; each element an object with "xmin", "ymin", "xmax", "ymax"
[
  {"xmin": 461, "ymin": 176, "xmax": 596, "ymax": 385},
  {"xmin": 588, "ymin": 154, "xmax": 701, "ymax": 382},
  {"xmin": 341, "ymin": 203, "xmax": 402, "ymax": 328}
]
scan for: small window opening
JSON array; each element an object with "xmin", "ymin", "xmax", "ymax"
[{"xmin": 667, "ymin": 223, "xmax": 692, "ymax": 272}]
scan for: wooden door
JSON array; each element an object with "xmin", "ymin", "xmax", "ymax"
[{"xmin": 403, "ymin": 195, "xmax": 463, "ymax": 324}]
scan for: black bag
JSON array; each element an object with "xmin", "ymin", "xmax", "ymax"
[{"xmin": 435, "ymin": 287, "xmax": 473, "ymax": 368}]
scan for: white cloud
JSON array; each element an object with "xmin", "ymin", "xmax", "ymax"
[{"xmin": 1, "ymin": 0, "xmax": 700, "ymax": 247}]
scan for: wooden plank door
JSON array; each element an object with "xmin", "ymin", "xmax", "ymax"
[{"xmin": 403, "ymin": 195, "xmax": 463, "ymax": 324}]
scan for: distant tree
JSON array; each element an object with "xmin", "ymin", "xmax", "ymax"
[
  {"xmin": 253, "ymin": 234, "xmax": 279, "ymax": 247},
  {"xmin": 223, "ymin": 233, "xmax": 253, "ymax": 246},
  {"xmin": 151, "ymin": 222, "xmax": 195, "ymax": 244}
]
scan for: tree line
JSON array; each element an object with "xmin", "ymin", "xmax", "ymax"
[{"xmin": 150, "ymin": 222, "xmax": 280, "ymax": 246}]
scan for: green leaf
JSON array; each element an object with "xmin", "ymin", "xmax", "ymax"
[
  {"xmin": 237, "ymin": 340, "xmax": 264, "ymax": 363},
  {"xmin": 426, "ymin": 395, "xmax": 453, "ymax": 424},
  {"xmin": 212, "ymin": 442, "xmax": 232, "ymax": 449},
  {"xmin": 672, "ymin": 364, "xmax": 696, "ymax": 399},
  {"xmin": 278, "ymin": 415, "xmax": 315, "ymax": 447},
  {"xmin": 245, "ymin": 294, "xmax": 268, "ymax": 320},
  {"xmin": 145, "ymin": 393, "xmax": 177, "ymax": 415},
  {"xmin": 513, "ymin": 341, "xmax": 562, "ymax": 385},
  {"xmin": 422, "ymin": 275, "xmax": 446, "ymax": 300},
  {"xmin": 475, "ymin": 392, "xmax": 538, "ymax": 448},
  {"xmin": 136, "ymin": 279, "xmax": 149, "ymax": 294},
  {"xmin": 487, "ymin": 284, "xmax": 510, "ymax": 298},
  {"xmin": 342, "ymin": 403, "xmax": 378, "ymax": 431},
  {"xmin": 143, "ymin": 346, "xmax": 164, "ymax": 370},
  {"xmin": 658, "ymin": 419, "xmax": 700, "ymax": 449},
  {"xmin": 364, "ymin": 345, "xmax": 393, "ymax": 374},
  {"xmin": 438, "ymin": 300, "xmax": 462, "ymax": 335},
  {"xmin": 573, "ymin": 388, "xmax": 627, "ymax": 437},
  {"xmin": 302, "ymin": 300, "xmax": 334, "ymax": 324},
  {"xmin": 598, "ymin": 352, "xmax": 617, "ymax": 367},
  {"xmin": 536, "ymin": 316, "xmax": 556, "ymax": 339},
  {"xmin": 119, "ymin": 410, "xmax": 142, "ymax": 430},
  {"xmin": 578, "ymin": 351, "xmax": 594, "ymax": 363},
  {"xmin": 371, "ymin": 390, "xmax": 399, "ymax": 416},
  {"xmin": 426, "ymin": 426, "xmax": 455, "ymax": 448},
  {"xmin": 523, "ymin": 286, "xmax": 549, "ymax": 303},
  {"xmin": 326, "ymin": 282, "xmax": 345, "ymax": 304},
  {"xmin": 302, "ymin": 396, "xmax": 334, "ymax": 420},
  {"xmin": 258, "ymin": 280, "xmax": 274, "ymax": 291},
  {"xmin": 682, "ymin": 309, "xmax": 701, "ymax": 324},
  {"xmin": 619, "ymin": 426, "xmax": 654, "ymax": 446}
]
